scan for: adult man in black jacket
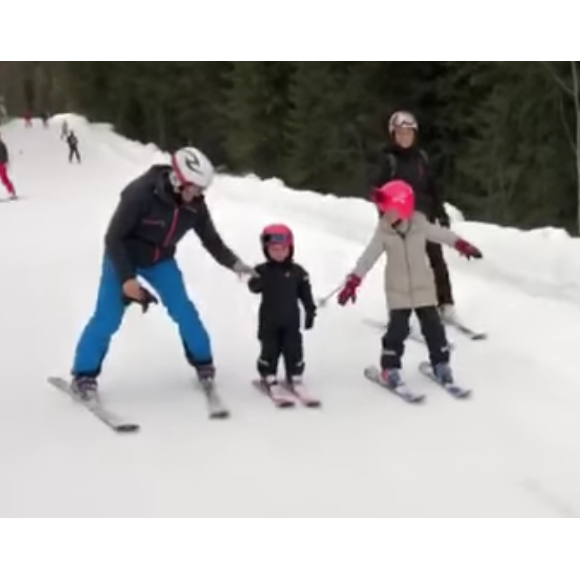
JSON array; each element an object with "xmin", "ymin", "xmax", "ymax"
[
  {"xmin": 70, "ymin": 146, "xmax": 255, "ymax": 398},
  {"xmin": 372, "ymin": 110, "xmax": 455, "ymax": 318}
]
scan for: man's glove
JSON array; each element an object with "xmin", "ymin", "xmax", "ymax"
[
  {"xmin": 122, "ymin": 280, "xmax": 159, "ymax": 313},
  {"xmin": 233, "ymin": 260, "xmax": 257, "ymax": 279}
]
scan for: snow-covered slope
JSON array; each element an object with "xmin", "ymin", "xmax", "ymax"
[{"xmin": 0, "ymin": 115, "xmax": 577, "ymax": 517}]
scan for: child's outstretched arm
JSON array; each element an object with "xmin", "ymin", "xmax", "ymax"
[
  {"xmin": 417, "ymin": 214, "xmax": 483, "ymax": 259},
  {"xmin": 337, "ymin": 225, "xmax": 385, "ymax": 306},
  {"xmin": 351, "ymin": 224, "xmax": 385, "ymax": 279}
]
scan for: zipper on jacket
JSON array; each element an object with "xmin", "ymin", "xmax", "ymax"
[
  {"xmin": 398, "ymin": 229, "xmax": 416, "ymax": 308},
  {"xmin": 162, "ymin": 209, "xmax": 179, "ymax": 247},
  {"xmin": 153, "ymin": 208, "xmax": 179, "ymax": 263}
]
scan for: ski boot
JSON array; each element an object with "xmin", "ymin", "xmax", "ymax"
[
  {"xmin": 70, "ymin": 375, "xmax": 98, "ymax": 401},
  {"xmin": 379, "ymin": 368, "xmax": 404, "ymax": 390},
  {"xmin": 432, "ymin": 362, "xmax": 454, "ymax": 385},
  {"xmin": 196, "ymin": 363, "xmax": 215, "ymax": 381},
  {"xmin": 379, "ymin": 368, "xmax": 424, "ymax": 403},
  {"xmin": 195, "ymin": 363, "xmax": 216, "ymax": 392},
  {"xmin": 429, "ymin": 362, "xmax": 470, "ymax": 398}
]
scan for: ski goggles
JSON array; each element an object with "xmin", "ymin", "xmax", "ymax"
[{"xmin": 262, "ymin": 232, "xmax": 292, "ymax": 245}]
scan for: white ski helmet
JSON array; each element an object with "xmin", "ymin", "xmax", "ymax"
[
  {"xmin": 170, "ymin": 146, "xmax": 215, "ymax": 189},
  {"xmin": 388, "ymin": 110, "xmax": 418, "ymax": 133}
]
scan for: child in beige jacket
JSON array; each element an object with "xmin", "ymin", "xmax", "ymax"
[{"xmin": 337, "ymin": 180, "xmax": 482, "ymax": 395}]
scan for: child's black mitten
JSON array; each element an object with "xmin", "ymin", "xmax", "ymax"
[{"xmin": 304, "ymin": 310, "xmax": 316, "ymax": 330}]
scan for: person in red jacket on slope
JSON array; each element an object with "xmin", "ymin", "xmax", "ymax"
[{"xmin": 0, "ymin": 133, "xmax": 16, "ymax": 198}]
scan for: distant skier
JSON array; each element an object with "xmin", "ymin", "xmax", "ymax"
[
  {"xmin": 23, "ymin": 112, "xmax": 32, "ymax": 127},
  {"xmin": 248, "ymin": 224, "xmax": 317, "ymax": 399},
  {"xmin": 66, "ymin": 131, "xmax": 81, "ymax": 163},
  {"xmin": 337, "ymin": 180, "xmax": 482, "ymax": 391},
  {"xmin": 68, "ymin": 146, "xmax": 255, "ymax": 399},
  {"xmin": 60, "ymin": 120, "xmax": 69, "ymax": 140},
  {"xmin": 372, "ymin": 110, "xmax": 457, "ymax": 324},
  {"xmin": 0, "ymin": 132, "xmax": 16, "ymax": 198},
  {"xmin": 40, "ymin": 112, "xmax": 49, "ymax": 128}
]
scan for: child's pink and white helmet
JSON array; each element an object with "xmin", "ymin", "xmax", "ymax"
[{"xmin": 373, "ymin": 180, "xmax": 415, "ymax": 220}]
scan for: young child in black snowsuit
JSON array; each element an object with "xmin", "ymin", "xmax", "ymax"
[{"xmin": 248, "ymin": 224, "xmax": 316, "ymax": 397}]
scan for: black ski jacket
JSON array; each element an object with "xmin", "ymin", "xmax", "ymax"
[
  {"xmin": 248, "ymin": 260, "xmax": 316, "ymax": 334},
  {"xmin": 373, "ymin": 145, "xmax": 448, "ymax": 223},
  {"xmin": 104, "ymin": 164, "xmax": 239, "ymax": 283}
]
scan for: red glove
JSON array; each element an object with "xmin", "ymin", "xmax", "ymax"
[
  {"xmin": 337, "ymin": 274, "xmax": 361, "ymax": 305},
  {"xmin": 455, "ymin": 239, "xmax": 482, "ymax": 259}
]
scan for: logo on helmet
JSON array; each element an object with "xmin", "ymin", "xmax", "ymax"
[{"xmin": 184, "ymin": 151, "xmax": 202, "ymax": 174}]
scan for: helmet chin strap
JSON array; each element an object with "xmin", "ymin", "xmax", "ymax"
[{"xmin": 168, "ymin": 171, "xmax": 182, "ymax": 192}]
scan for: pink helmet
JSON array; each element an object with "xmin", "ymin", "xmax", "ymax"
[
  {"xmin": 261, "ymin": 223, "xmax": 294, "ymax": 246},
  {"xmin": 373, "ymin": 180, "xmax": 415, "ymax": 220},
  {"xmin": 260, "ymin": 224, "xmax": 294, "ymax": 260}
]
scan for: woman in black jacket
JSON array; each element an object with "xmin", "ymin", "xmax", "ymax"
[{"xmin": 371, "ymin": 110, "xmax": 457, "ymax": 323}]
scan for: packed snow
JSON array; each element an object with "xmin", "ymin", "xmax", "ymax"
[{"xmin": 0, "ymin": 114, "xmax": 578, "ymax": 517}]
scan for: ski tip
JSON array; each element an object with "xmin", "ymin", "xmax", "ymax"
[
  {"xmin": 47, "ymin": 375, "xmax": 66, "ymax": 383},
  {"xmin": 209, "ymin": 410, "xmax": 230, "ymax": 419},
  {"xmin": 115, "ymin": 423, "xmax": 140, "ymax": 433}
]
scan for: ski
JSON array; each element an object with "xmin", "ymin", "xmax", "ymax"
[
  {"xmin": 445, "ymin": 320, "xmax": 487, "ymax": 341},
  {"xmin": 363, "ymin": 365, "xmax": 425, "ymax": 404},
  {"xmin": 252, "ymin": 379, "xmax": 295, "ymax": 408},
  {"xmin": 198, "ymin": 378, "xmax": 230, "ymax": 419},
  {"xmin": 284, "ymin": 381, "xmax": 321, "ymax": 408},
  {"xmin": 47, "ymin": 376, "xmax": 140, "ymax": 433},
  {"xmin": 418, "ymin": 361, "xmax": 471, "ymax": 398}
]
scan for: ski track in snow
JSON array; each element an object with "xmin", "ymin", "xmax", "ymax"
[{"xmin": 0, "ymin": 115, "xmax": 578, "ymax": 517}]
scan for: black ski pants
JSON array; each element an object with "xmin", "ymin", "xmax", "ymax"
[
  {"xmin": 426, "ymin": 215, "xmax": 454, "ymax": 306},
  {"xmin": 382, "ymin": 306, "xmax": 450, "ymax": 369},
  {"xmin": 426, "ymin": 241, "xmax": 453, "ymax": 306},
  {"xmin": 257, "ymin": 326, "xmax": 304, "ymax": 379}
]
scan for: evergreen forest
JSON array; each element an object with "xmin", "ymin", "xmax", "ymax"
[{"xmin": 1, "ymin": 62, "xmax": 579, "ymax": 232}]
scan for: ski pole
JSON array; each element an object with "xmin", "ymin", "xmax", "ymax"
[{"xmin": 316, "ymin": 283, "xmax": 343, "ymax": 308}]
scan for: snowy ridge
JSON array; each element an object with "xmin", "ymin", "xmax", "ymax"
[
  {"xmin": 48, "ymin": 113, "xmax": 580, "ymax": 306},
  {"xmin": 0, "ymin": 114, "xmax": 577, "ymax": 517}
]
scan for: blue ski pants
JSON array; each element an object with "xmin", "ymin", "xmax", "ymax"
[{"xmin": 72, "ymin": 257, "xmax": 212, "ymax": 376}]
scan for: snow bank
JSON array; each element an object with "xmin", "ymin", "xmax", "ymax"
[{"xmin": 57, "ymin": 119, "xmax": 580, "ymax": 305}]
